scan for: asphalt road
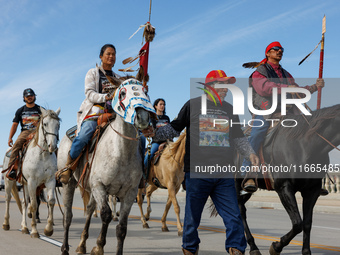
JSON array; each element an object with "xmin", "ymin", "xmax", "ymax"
[{"xmin": 0, "ymin": 188, "xmax": 339, "ymax": 255}]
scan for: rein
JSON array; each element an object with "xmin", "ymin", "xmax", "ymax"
[
  {"xmin": 293, "ymin": 93, "xmax": 340, "ymax": 152},
  {"xmin": 109, "ymin": 122, "xmax": 140, "ymax": 141}
]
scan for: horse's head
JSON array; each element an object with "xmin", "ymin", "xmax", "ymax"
[
  {"xmin": 111, "ymin": 78, "xmax": 156, "ymax": 130},
  {"xmin": 39, "ymin": 107, "xmax": 61, "ymax": 154}
]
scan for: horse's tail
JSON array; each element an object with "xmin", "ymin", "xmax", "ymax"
[
  {"xmin": 79, "ymin": 186, "xmax": 90, "ymax": 215},
  {"xmin": 38, "ymin": 188, "xmax": 47, "ymax": 203},
  {"xmin": 208, "ymin": 199, "xmax": 218, "ymax": 218},
  {"xmin": 11, "ymin": 185, "xmax": 22, "ymax": 215}
]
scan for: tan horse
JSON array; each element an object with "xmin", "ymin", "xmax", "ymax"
[{"xmin": 137, "ymin": 130, "xmax": 186, "ymax": 236}]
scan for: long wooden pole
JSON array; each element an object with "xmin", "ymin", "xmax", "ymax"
[{"xmin": 317, "ymin": 15, "xmax": 326, "ymax": 109}]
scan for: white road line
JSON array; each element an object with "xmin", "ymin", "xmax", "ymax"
[
  {"xmin": 18, "ymin": 229, "xmax": 67, "ymax": 247},
  {"xmin": 313, "ymin": 225, "xmax": 340, "ymax": 231}
]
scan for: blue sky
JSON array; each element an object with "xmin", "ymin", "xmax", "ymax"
[{"xmin": 1, "ymin": 0, "xmax": 340, "ymax": 164}]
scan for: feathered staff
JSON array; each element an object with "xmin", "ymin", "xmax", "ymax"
[
  {"xmin": 299, "ymin": 15, "xmax": 326, "ymax": 109},
  {"xmin": 119, "ymin": 0, "xmax": 155, "ymax": 91}
]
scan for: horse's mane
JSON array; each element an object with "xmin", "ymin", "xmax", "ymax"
[
  {"xmin": 33, "ymin": 110, "xmax": 61, "ymax": 147},
  {"xmin": 278, "ymin": 104, "xmax": 340, "ymax": 139},
  {"xmin": 161, "ymin": 130, "xmax": 187, "ymax": 166}
]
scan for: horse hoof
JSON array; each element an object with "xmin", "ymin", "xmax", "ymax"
[
  {"xmin": 143, "ymin": 223, "xmax": 149, "ymax": 229},
  {"xmin": 2, "ymin": 224, "xmax": 10, "ymax": 231},
  {"xmin": 269, "ymin": 244, "xmax": 280, "ymax": 255},
  {"xmin": 28, "ymin": 212, "xmax": 32, "ymax": 218},
  {"xmin": 31, "ymin": 232, "xmax": 40, "ymax": 238},
  {"xmin": 162, "ymin": 227, "xmax": 169, "ymax": 232},
  {"xmin": 178, "ymin": 230, "xmax": 183, "ymax": 236},
  {"xmin": 145, "ymin": 216, "xmax": 150, "ymax": 221},
  {"xmin": 21, "ymin": 227, "xmax": 29, "ymax": 234},
  {"xmin": 250, "ymin": 250, "xmax": 262, "ymax": 255},
  {"xmin": 36, "ymin": 218, "xmax": 41, "ymax": 223},
  {"xmin": 112, "ymin": 217, "xmax": 119, "ymax": 222},
  {"xmin": 61, "ymin": 245, "xmax": 70, "ymax": 255},
  {"xmin": 76, "ymin": 245, "xmax": 86, "ymax": 254},
  {"xmin": 44, "ymin": 228, "xmax": 53, "ymax": 236},
  {"xmin": 90, "ymin": 246, "xmax": 103, "ymax": 255}
]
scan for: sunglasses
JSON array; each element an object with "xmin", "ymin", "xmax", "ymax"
[{"xmin": 270, "ymin": 46, "xmax": 284, "ymax": 52}]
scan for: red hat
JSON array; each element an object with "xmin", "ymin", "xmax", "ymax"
[
  {"xmin": 259, "ymin": 41, "xmax": 283, "ymax": 64},
  {"xmin": 205, "ymin": 70, "xmax": 236, "ymax": 84},
  {"xmin": 265, "ymin": 41, "xmax": 282, "ymax": 54}
]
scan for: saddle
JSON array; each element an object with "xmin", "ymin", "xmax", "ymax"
[
  {"xmin": 2, "ymin": 133, "xmax": 36, "ymax": 182},
  {"xmin": 242, "ymin": 115, "xmax": 283, "ymax": 191},
  {"xmin": 258, "ymin": 145, "xmax": 275, "ymax": 190},
  {"xmin": 153, "ymin": 142, "xmax": 167, "ymax": 165},
  {"xmin": 66, "ymin": 113, "xmax": 115, "ymax": 152},
  {"xmin": 144, "ymin": 142, "xmax": 168, "ymax": 189},
  {"xmin": 65, "ymin": 113, "xmax": 115, "ymax": 190}
]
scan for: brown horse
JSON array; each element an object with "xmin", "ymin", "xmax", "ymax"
[{"xmin": 137, "ymin": 130, "xmax": 186, "ymax": 236}]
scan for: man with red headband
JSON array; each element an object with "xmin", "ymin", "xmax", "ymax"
[
  {"xmin": 241, "ymin": 41, "xmax": 325, "ymax": 193},
  {"xmin": 143, "ymin": 70, "xmax": 259, "ymax": 255}
]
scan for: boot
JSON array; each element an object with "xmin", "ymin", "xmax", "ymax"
[
  {"xmin": 241, "ymin": 170, "xmax": 258, "ymax": 193},
  {"xmin": 56, "ymin": 153, "xmax": 75, "ymax": 184},
  {"xmin": 182, "ymin": 247, "xmax": 198, "ymax": 255},
  {"xmin": 229, "ymin": 247, "xmax": 244, "ymax": 255},
  {"xmin": 242, "ymin": 179, "xmax": 257, "ymax": 193},
  {"xmin": 6, "ymin": 160, "xmax": 19, "ymax": 181}
]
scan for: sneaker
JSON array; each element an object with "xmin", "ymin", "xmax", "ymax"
[
  {"xmin": 182, "ymin": 247, "xmax": 199, "ymax": 255},
  {"xmin": 229, "ymin": 247, "xmax": 244, "ymax": 255}
]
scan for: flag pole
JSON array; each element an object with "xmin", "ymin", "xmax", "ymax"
[{"xmin": 317, "ymin": 15, "xmax": 326, "ymax": 109}]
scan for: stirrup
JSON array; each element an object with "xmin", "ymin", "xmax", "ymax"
[
  {"xmin": 55, "ymin": 167, "xmax": 69, "ymax": 181},
  {"xmin": 5, "ymin": 165, "xmax": 17, "ymax": 181}
]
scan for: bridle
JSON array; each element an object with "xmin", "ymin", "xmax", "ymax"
[{"xmin": 36, "ymin": 113, "xmax": 60, "ymax": 153}]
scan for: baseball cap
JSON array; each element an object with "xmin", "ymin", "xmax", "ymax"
[
  {"xmin": 205, "ymin": 70, "xmax": 236, "ymax": 85},
  {"xmin": 23, "ymin": 88, "xmax": 36, "ymax": 97}
]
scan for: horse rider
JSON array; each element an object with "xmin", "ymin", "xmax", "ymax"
[
  {"xmin": 56, "ymin": 44, "xmax": 120, "ymax": 184},
  {"xmin": 6, "ymin": 88, "xmax": 42, "ymax": 180},
  {"xmin": 144, "ymin": 98, "xmax": 171, "ymax": 171},
  {"xmin": 241, "ymin": 41, "xmax": 325, "ymax": 193},
  {"xmin": 143, "ymin": 70, "xmax": 259, "ymax": 255}
]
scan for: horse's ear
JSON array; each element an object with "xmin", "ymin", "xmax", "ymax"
[
  {"xmin": 55, "ymin": 107, "xmax": 61, "ymax": 116},
  {"xmin": 40, "ymin": 107, "xmax": 47, "ymax": 116}
]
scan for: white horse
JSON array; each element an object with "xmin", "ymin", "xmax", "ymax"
[
  {"xmin": 58, "ymin": 78, "xmax": 155, "ymax": 255},
  {"xmin": 2, "ymin": 108, "xmax": 60, "ymax": 238}
]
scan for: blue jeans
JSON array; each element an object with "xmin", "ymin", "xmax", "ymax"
[
  {"xmin": 182, "ymin": 172, "xmax": 246, "ymax": 253},
  {"xmin": 241, "ymin": 115, "xmax": 270, "ymax": 175},
  {"xmin": 69, "ymin": 120, "xmax": 97, "ymax": 159},
  {"xmin": 140, "ymin": 135, "xmax": 146, "ymax": 157},
  {"xmin": 144, "ymin": 142, "xmax": 160, "ymax": 168}
]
